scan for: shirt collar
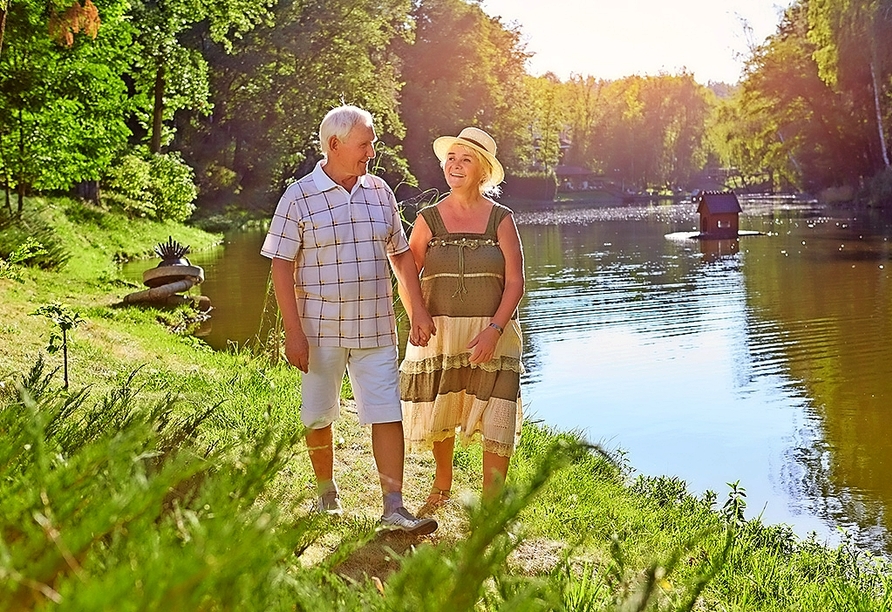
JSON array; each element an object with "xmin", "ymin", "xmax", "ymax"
[{"xmin": 312, "ymin": 160, "xmax": 370, "ymax": 194}]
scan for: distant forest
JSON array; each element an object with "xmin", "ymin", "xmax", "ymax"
[{"xmin": 2, "ymin": 0, "xmax": 891, "ymax": 219}]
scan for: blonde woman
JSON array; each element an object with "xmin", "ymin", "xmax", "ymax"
[{"xmin": 399, "ymin": 127, "xmax": 525, "ymax": 515}]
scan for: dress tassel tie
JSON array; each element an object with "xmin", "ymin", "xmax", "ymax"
[{"xmin": 428, "ymin": 236, "xmax": 498, "ymax": 300}]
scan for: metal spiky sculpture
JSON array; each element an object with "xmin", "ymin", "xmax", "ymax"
[{"xmin": 154, "ymin": 236, "xmax": 192, "ymax": 267}]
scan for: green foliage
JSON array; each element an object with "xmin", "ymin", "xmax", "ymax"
[
  {"xmin": 0, "ymin": 0, "xmax": 133, "ymax": 210},
  {"xmin": 862, "ymin": 166, "xmax": 892, "ymax": 206},
  {"xmin": 384, "ymin": 437, "xmax": 586, "ymax": 611},
  {"xmin": 181, "ymin": 0, "xmax": 414, "ymax": 204},
  {"xmin": 397, "ymin": 0, "xmax": 531, "ymax": 191},
  {"xmin": 710, "ymin": 1, "xmax": 891, "ymax": 193},
  {"xmin": 104, "ymin": 149, "xmax": 198, "ymax": 222},
  {"xmin": 0, "ymin": 360, "xmax": 316, "ymax": 611},
  {"xmin": 0, "ymin": 236, "xmax": 46, "ymax": 281},
  {"xmin": 0, "ymin": 209, "xmax": 71, "ymax": 270},
  {"xmin": 30, "ymin": 303, "xmax": 84, "ymax": 388},
  {"xmin": 126, "ymin": 0, "xmax": 275, "ymax": 153},
  {"xmin": 721, "ymin": 480, "xmax": 748, "ymax": 527}
]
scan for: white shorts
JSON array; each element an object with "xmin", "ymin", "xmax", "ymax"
[{"xmin": 300, "ymin": 345, "xmax": 402, "ymax": 428}]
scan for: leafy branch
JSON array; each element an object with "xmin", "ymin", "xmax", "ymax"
[
  {"xmin": 0, "ymin": 238, "xmax": 46, "ymax": 282},
  {"xmin": 30, "ymin": 303, "xmax": 84, "ymax": 389}
]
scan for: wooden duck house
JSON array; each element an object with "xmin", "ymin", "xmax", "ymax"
[{"xmin": 694, "ymin": 191, "xmax": 742, "ymax": 239}]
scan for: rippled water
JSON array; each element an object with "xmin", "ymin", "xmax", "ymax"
[
  {"xmin": 123, "ymin": 195, "xmax": 892, "ymax": 554},
  {"xmin": 516, "ymin": 197, "xmax": 892, "ymax": 553}
]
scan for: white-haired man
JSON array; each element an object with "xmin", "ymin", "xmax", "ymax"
[{"xmin": 262, "ymin": 105, "xmax": 438, "ymax": 534}]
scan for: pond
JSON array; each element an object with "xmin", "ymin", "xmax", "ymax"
[{"xmin": 123, "ymin": 195, "xmax": 892, "ymax": 555}]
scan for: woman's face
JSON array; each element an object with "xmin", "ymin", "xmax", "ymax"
[{"xmin": 443, "ymin": 144, "xmax": 484, "ymax": 191}]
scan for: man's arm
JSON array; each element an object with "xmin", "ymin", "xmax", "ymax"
[
  {"xmin": 271, "ymin": 257, "xmax": 309, "ymax": 372},
  {"xmin": 389, "ymin": 249, "xmax": 436, "ymax": 346}
]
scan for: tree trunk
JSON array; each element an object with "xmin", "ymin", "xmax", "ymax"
[
  {"xmin": 0, "ymin": 5, "xmax": 8, "ymax": 58},
  {"xmin": 16, "ymin": 106, "xmax": 23, "ymax": 215},
  {"xmin": 2, "ymin": 135, "xmax": 9, "ymax": 213},
  {"xmin": 150, "ymin": 62, "xmax": 165, "ymax": 154},
  {"xmin": 869, "ymin": 61, "xmax": 891, "ymax": 168},
  {"xmin": 62, "ymin": 328, "xmax": 69, "ymax": 389}
]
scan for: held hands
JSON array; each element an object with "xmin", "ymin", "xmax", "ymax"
[
  {"xmin": 467, "ymin": 324, "xmax": 501, "ymax": 365},
  {"xmin": 409, "ymin": 308, "xmax": 437, "ymax": 347}
]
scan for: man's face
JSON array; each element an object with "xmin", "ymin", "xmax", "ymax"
[{"xmin": 329, "ymin": 124, "xmax": 377, "ymax": 178}]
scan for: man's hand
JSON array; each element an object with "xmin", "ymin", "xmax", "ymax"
[
  {"xmin": 283, "ymin": 328, "xmax": 310, "ymax": 373},
  {"xmin": 409, "ymin": 308, "xmax": 437, "ymax": 347}
]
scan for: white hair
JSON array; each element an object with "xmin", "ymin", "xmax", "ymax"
[{"xmin": 319, "ymin": 105, "xmax": 374, "ymax": 155}]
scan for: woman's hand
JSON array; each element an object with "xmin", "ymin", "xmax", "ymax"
[
  {"xmin": 409, "ymin": 310, "xmax": 437, "ymax": 347},
  {"xmin": 467, "ymin": 325, "xmax": 501, "ymax": 365}
]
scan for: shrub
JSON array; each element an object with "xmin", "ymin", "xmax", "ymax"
[
  {"xmin": 0, "ymin": 209, "xmax": 70, "ymax": 270},
  {"xmin": 104, "ymin": 149, "xmax": 198, "ymax": 222},
  {"xmin": 862, "ymin": 166, "xmax": 892, "ymax": 207}
]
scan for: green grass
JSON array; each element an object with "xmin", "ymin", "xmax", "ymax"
[{"xmin": 2, "ymin": 196, "xmax": 892, "ymax": 610}]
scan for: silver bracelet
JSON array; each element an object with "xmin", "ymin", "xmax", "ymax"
[{"xmin": 489, "ymin": 322, "xmax": 504, "ymax": 335}]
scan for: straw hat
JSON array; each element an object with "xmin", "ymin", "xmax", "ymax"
[{"xmin": 433, "ymin": 127, "xmax": 505, "ymax": 187}]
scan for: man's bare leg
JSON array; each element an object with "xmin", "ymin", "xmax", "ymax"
[
  {"xmin": 306, "ymin": 424, "xmax": 334, "ymax": 482},
  {"xmin": 307, "ymin": 424, "xmax": 341, "ymax": 513},
  {"xmin": 373, "ymin": 420, "xmax": 438, "ymax": 534},
  {"xmin": 371, "ymin": 420, "xmax": 404, "ymax": 496}
]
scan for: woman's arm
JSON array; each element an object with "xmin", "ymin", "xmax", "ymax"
[
  {"xmin": 491, "ymin": 212, "xmax": 525, "ymax": 330},
  {"xmin": 467, "ymin": 211, "xmax": 525, "ymax": 364}
]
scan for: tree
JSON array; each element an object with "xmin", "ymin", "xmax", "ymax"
[
  {"xmin": 807, "ymin": 0, "xmax": 892, "ymax": 170},
  {"xmin": 397, "ymin": 0, "xmax": 531, "ymax": 192},
  {"xmin": 0, "ymin": 0, "xmax": 131, "ymax": 212},
  {"xmin": 525, "ymin": 73, "xmax": 565, "ymax": 176},
  {"xmin": 179, "ymin": 0, "xmax": 414, "ymax": 209},
  {"xmin": 127, "ymin": 0, "xmax": 275, "ymax": 154},
  {"xmin": 715, "ymin": 3, "xmax": 876, "ymax": 192},
  {"xmin": 31, "ymin": 302, "xmax": 84, "ymax": 389},
  {"xmin": 560, "ymin": 75, "xmax": 608, "ymax": 171}
]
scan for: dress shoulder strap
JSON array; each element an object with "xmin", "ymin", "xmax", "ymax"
[
  {"xmin": 418, "ymin": 205, "xmax": 448, "ymax": 237},
  {"xmin": 485, "ymin": 203, "xmax": 513, "ymax": 238}
]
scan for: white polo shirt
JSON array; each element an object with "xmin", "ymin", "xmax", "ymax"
[{"xmin": 261, "ymin": 161, "xmax": 409, "ymax": 348}]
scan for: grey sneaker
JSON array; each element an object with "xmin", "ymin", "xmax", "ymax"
[
  {"xmin": 316, "ymin": 492, "xmax": 343, "ymax": 516},
  {"xmin": 379, "ymin": 507, "xmax": 438, "ymax": 535}
]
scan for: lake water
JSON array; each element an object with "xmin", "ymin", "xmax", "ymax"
[{"xmin": 123, "ymin": 196, "xmax": 892, "ymax": 555}]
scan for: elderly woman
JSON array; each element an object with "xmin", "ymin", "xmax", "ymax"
[{"xmin": 399, "ymin": 127, "xmax": 525, "ymax": 515}]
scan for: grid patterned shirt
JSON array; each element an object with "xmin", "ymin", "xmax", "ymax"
[{"xmin": 261, "ymin": 161, "xmax": 409, "ymax": 348}]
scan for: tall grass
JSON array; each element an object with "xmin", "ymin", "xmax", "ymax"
[
  {"xmin": 4, "ymin": 355, "xmax": 892, "ymax": 610},
  {"xmin": 4, "ymin": 196, "xmax": 892, "ymax": 610},
  {"xmin": 0, "ymin": 358, "xmax": 313, "ymax": 610}
]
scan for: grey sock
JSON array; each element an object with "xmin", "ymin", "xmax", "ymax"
[
  {"xmin": 317, "ymin": 480, "xmax": 338, "ymax": 498},
  {"xmin": 383, "ymin": 491, "xmax": 403, "ymax": 516}
]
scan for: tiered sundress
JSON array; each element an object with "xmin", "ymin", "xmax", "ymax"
[{"xmin": 399, "ymin": 203, "xmax": 523, "ymax": 457}]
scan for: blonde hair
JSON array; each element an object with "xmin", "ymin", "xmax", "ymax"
[{"xmin": 443, "ymin": 144, "xmax": 502, "ymax": 197}]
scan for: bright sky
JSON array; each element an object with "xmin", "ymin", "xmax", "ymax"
[{"xmin": 480, "ymin": 0, "xmax": 795, "ymax": 84}]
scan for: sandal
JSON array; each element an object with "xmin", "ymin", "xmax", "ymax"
[{"xmin": 417, "ymin": 486, "xmax": 451, "ymax": 517}]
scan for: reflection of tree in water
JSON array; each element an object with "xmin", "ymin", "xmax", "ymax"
[
  {"xmin": 783, "ymin": 424, "xmax": 891, "ymax": 554},
  {"xmin": 515, "ymin": 199, "xmax": 892, "ymax": 554},
  {"xmin": 741, "ymin": 209, "xmax": 892, "ymax": 555}
]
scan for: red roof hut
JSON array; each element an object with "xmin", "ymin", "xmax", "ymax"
[{"xmin": 694, "ymin": 191, "xmax": 742, "ymax": 239}]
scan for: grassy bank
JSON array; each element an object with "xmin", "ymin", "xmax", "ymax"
[{"xmin": 2, "ymin": 197, "xmax": 891, "ymax": 610}]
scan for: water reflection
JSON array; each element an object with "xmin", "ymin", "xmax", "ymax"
[
  {"xmin": 515, "ymin": 198, "xmax": 892, "ymax": 554},
  {"xmin": 738, "ymin": 210, "xmax": 892, "ymax": 552},
  {"xmin": 119, "ymin": 197, "xmax": 892, "ymax": 554}
]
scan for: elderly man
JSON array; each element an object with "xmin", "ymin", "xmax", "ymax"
[{"xmin": 262, "ymin": 105, "xmax": 437, "ymax": 535}]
